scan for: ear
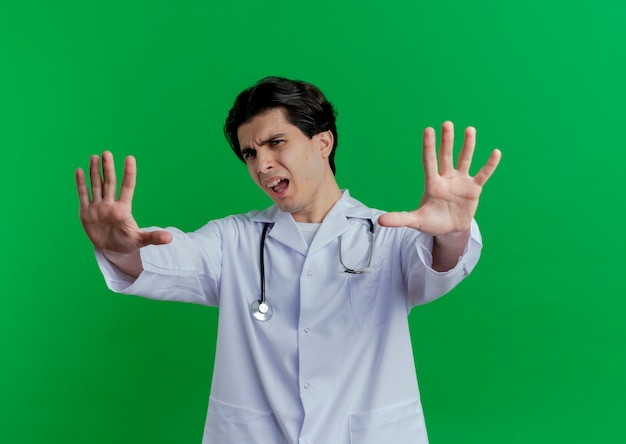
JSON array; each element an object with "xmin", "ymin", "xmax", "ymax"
[{"xmin": 317, "ymin": 130, "xmax": 334, "ymax": 159}]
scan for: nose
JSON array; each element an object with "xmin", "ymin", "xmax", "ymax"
[{"xmin": 255, "ymin": 148, "xmax": 274, "ymax": 174}]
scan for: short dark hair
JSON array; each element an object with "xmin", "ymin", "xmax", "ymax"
[{"xmin": 224, "ymin": 76, "xmax": 339, "ymax": 174}]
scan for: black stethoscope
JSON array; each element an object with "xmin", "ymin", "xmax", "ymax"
[{"xmin": 250, "ymin": 219, "xmax": 375, "ymax": 322}]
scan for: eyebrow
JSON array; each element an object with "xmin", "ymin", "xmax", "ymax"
[{"xmin": 241, "ymin": 133, "xmax": 287, "ymax": 153}]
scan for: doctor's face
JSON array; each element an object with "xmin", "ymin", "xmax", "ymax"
[{"xmin": 237, "ymin": 108, "xmax": 340, "ymax": 223}]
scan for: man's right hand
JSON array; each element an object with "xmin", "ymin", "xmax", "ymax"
[{"xmin": 75, "ymin": 151, "xmax": 172, "ymax": 276}]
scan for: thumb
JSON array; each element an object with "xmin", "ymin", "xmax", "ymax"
[
  {"xmin": 378, "ymin": 212, "xmax": 420, "ymax": 229},
  {"xmin": 139, "ymin": 229, "xmax": 173, "ymax": 247}
]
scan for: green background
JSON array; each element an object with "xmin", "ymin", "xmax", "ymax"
[{"xmin": 1, "ymin": 0, "xmax": 625, "ymax": 442}]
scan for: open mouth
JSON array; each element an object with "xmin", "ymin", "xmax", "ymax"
[{"xmin": 267, "ymin": 178, "xmax": 289, "ymax": 194}]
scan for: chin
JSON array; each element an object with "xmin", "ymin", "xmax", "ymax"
[
  {"xmin": 273, "ymin": 199, "xmax": 300, "ymax": 214},
  {"xmin": 275, "ymin": 202, "xmax": 295, "ymax": 213}
]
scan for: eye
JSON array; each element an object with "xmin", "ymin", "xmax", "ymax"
[
  {"xmin": 270, "ymin": 139, "xmax": 284, "ymax": 147},
  {"xmin": 242, "ymin": 149, "xmax": 256, "ymax": 161}
]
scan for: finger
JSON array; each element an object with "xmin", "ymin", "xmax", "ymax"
[
  {"xmin": 75, "ymin": 168, "xmax": 91, "ymax": 207},
  {"xmin": 456, "ymin": 126, "xmax": 476, "ymax": 174},
  {"xmin": 422, "ymin": 127, "xmax": 438, "ymax": 180},
  {"xmin": 89, "ymin": 154, "xmax": 103, "ymax": 201},
  {"xmin": 138, "ymin": 229, "xmax": 173, "ymax": 247},
  {"xmin": 119, "ymin": 155, "xmax": 137, "ymax": 204},
  {"xmin": 474, "ymin": 149, "xmax": 502, "ymax": 187},
  {"xmin": 101, "ymin": 151, "xmax": 117, "ymax": 202},
  {"xmin": 438, "ymin": 121, "xmax": 455, "ymax": 175},
  {"xmin": 378, "ymin": 211, "xmax": 420, "ymax": 230}
]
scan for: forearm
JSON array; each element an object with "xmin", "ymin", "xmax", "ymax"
[
  {"xmin": 431, "ymin": 228, "xmax": 471, "ymax": 272},
  {"xmin": 102, "ymin": 249, "xmax": 143, "ymax": 278}
]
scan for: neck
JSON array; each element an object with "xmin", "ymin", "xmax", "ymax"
[{"xmin": 292, "ymin": 185, "xmax": 342, "ymax": 223}]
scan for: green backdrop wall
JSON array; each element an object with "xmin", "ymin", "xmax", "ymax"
[{"xmin": 1, "ymin": 0, "xmax": 625, "ymax": 443}]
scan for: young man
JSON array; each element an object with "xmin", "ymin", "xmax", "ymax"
[{"xmin": 76, "ymin": 77, "xmax": 501, "ymax": 443}]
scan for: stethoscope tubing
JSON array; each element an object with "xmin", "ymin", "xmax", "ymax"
[
  {"xmin": 250, "ymin": 219, "xmax": 374, "ymax": 322},
  {"xmin": 338, "ymin": 218, "xmax": 374, "ymax": 274},
  {"xmin": 259, "ymin": 222, "xmax": 270, "ymax": 305}
]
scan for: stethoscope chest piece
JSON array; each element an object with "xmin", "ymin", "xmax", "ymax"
[{"xmin": 250, "ymin": 299, "xmax": 273, "ymax": 321}]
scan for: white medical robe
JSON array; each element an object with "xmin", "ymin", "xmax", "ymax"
[{"xmin": 96, "ymin": 190, "xmax": 482, "ymax": 444}]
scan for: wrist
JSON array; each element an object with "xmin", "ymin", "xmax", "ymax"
[
  {"xmin": 102, "ymin": 249, "xmax": 143, "ymax": 278},
  {"xmin": 434, "ymin": 228, "xmax": 471, "ymax": 247},
  {"xmin": 432, "ymin": 228, "xmax": 471, "ymax": 272}
]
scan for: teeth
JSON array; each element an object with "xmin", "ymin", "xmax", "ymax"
[{"xmin": 266, "ymin": 178, "xmax": 282, "ymax": 188}]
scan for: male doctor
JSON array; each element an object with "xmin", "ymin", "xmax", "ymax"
[{"xmin": 76, "ymin": 77, "xmax": 501, "ymax": 443}]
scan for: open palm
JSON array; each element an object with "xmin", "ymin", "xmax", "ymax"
[
  {"xmin": 378, "ymin": 121, "xmax": 501, "ymax": 235},
  {"xmin": 76, "ymin": 151, "xmax": 171, "ymax": 253}
]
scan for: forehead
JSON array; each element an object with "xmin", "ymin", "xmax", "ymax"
[{"xmin": 237, "ymin": 108, "xmax": 300, "ymax": 147}]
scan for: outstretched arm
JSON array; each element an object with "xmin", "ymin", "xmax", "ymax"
[
  {"xmin": 75, "ymin": 151, "xmax": 172, "ymax": 277},
  {"xmin": 378, "ymin": 121, "xmax": 501, "ymax": 271}
]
